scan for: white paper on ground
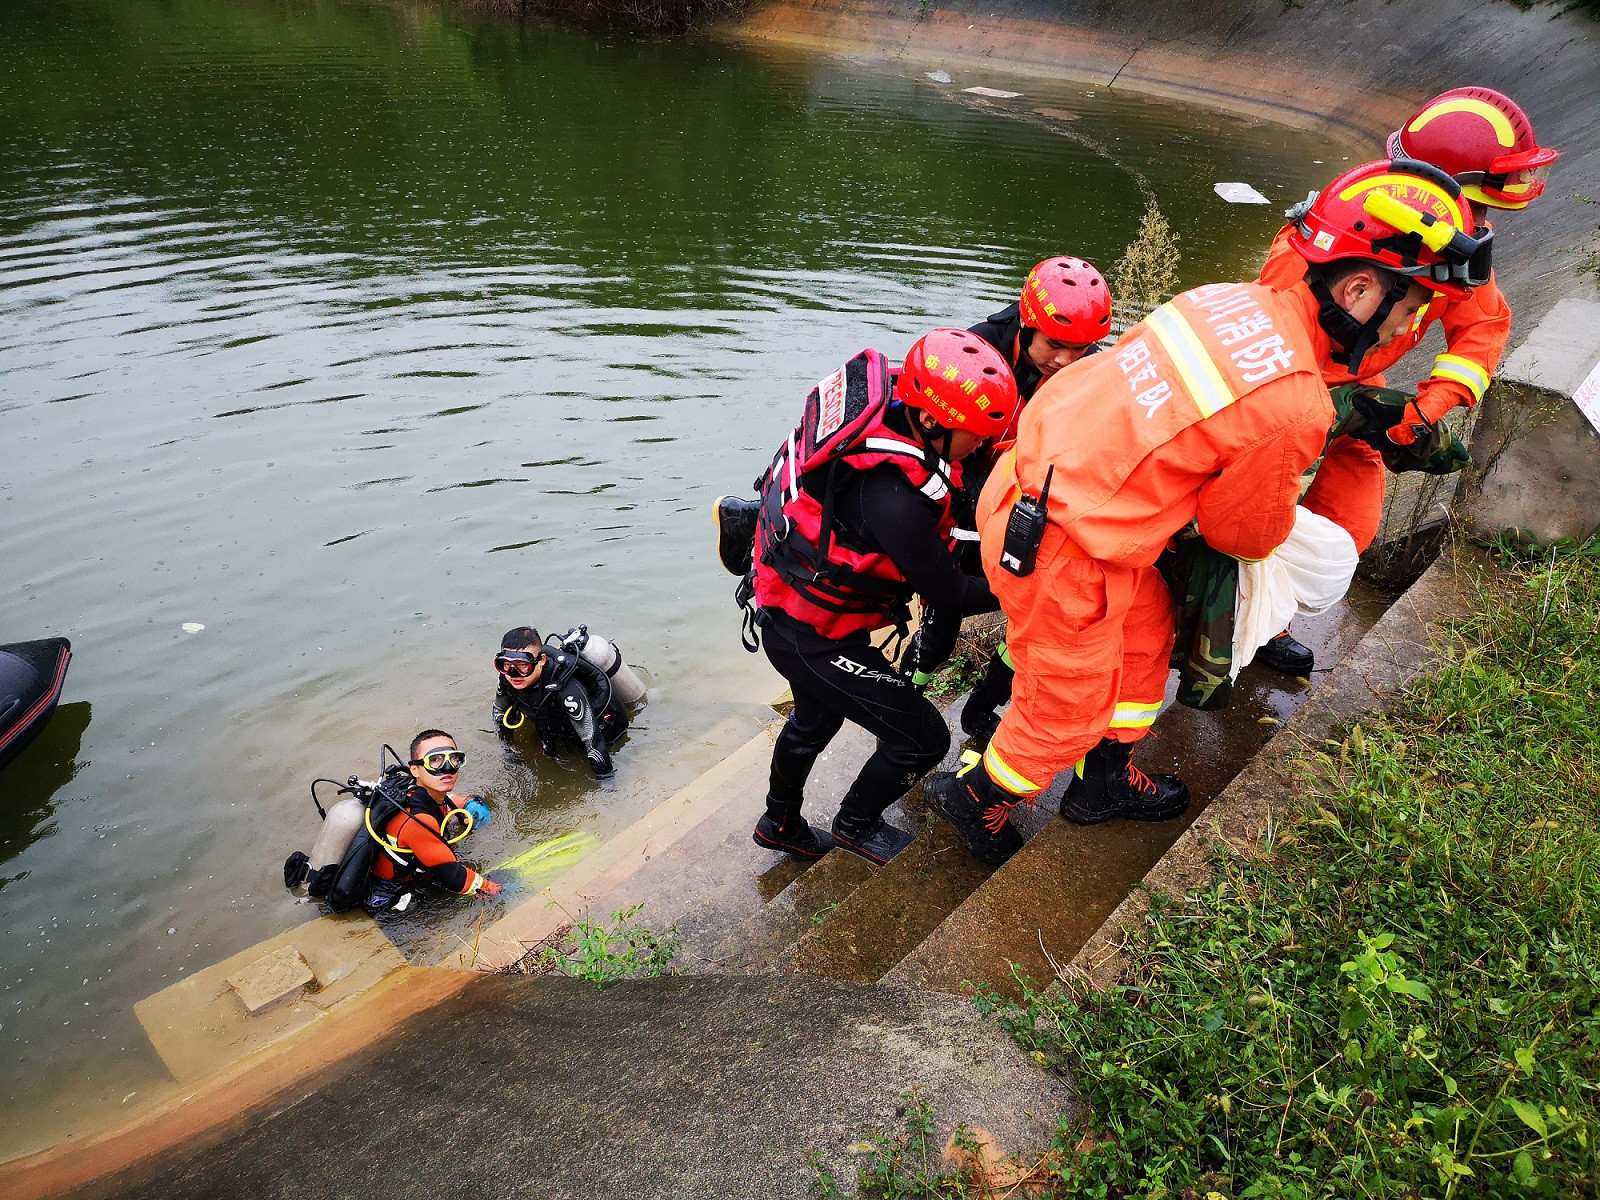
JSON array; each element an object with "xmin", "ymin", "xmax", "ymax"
[
  {"xmin": 1232, "ymin": 509, "xmax": 1358, "ymax": 679},
  {"xmin": 1214, "ymin": 181, "xmax": 1271, "ymax": 205},
  {"xmin": 925, "ymin": 70, "xmax": 952, "ymax": 84},
  {"xmin": 1572, "ymin": 357, "xmax": 1600, "ymax": 435},
  {"xmin": 963, "ymin": 86, "xmax": 1022, "ymax": 99}
]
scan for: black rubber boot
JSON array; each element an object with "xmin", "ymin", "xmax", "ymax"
[
  {"xmin": 714, "ymin": 495, "xmax": 761, "ymax": 577},
  {"xmin": 831, "ymin": 811, "xmax": 915, "ymax": 864},
  {"xmin": 923, "ymin": 753, "xmax": 1025, "ymax": 867},
  {"xmin": 753, "ymin": 809, "xmax": 835, "ymax": 859},
  {"xmin": 1254, "ymin": 630, "xmax": 1314, "ymax": 676},
  {"xmin": 830, "ymin": 783, "xmax": 915, "ymax": 864},
  {"xmin": 1060, "ymin": 738, "xmax": 1190, "ymax": 825},
  {"xmin": 958, "ymin": 651, "xmax": 1015, "ymax": 748}
]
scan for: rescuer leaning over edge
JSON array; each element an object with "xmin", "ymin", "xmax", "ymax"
[
  {"xmin": 922, "ymin": 159, "xmax": 1492, "ymax": 868},
  {"xmin": 734, "ymin": 330, "xmax": 1017, "ymax": 865},
  {"xmin": 1253, "ymin": 87, "xmax": 1559, "ymax": 677}
]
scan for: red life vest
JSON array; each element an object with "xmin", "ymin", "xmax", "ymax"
[{"xmin": 751, "ymin": 348, "xmax": 959, "ymax": 640}]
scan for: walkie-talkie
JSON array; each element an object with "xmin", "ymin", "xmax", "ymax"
[{"xmin": 999, "ymin": 464, "xmax": 1053, "ymax": 578}]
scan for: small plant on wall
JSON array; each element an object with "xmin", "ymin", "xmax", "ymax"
[{"xmin": 1110, "ymin": 197, "xmax": 1181, "ymax": 327}]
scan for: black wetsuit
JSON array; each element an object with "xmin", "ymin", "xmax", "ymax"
[
  {"xmin": 496, "ymin": 648, "xmax": 628, "ymax": 777},
  {"xmin": 969, "ymin": 302, "xmax": 1047, "ymax": 404},
  {"xmin": 762, "ymin": 407, "xmax": 998, "ymax": 829}
]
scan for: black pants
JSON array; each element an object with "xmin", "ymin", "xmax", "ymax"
[{"xmin": 762, "ymin": 617, "xmax": 950, "ymax": 824}]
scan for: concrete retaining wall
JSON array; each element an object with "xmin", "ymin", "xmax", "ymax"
[{"xmin": 728, "ymin": 0, "xmax": 1600, "ymax": 323}]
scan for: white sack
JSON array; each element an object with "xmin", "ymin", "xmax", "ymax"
[{"xmin": 1232, "ymin": 508, "xmax": 1358, "ymax": 678}]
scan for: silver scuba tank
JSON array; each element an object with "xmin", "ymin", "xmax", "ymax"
[
  {"xmin": 572, "ymin": 626, "xmax": 647, "ymax": 706},
  {"xmin": 308, "ymin": 794, "xmax": 365, "ymax": 872}
]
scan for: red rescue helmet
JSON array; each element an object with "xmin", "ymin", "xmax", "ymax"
[
  {"xmin": 1017, "ymin": 256, "xmax": 1113, "ymax": 344},
  {"xmin": 895, "ymin": 328, "xmax": 1019, "ymax": 434},
  {"xmin": 1287, "ymin": 159, "xmax": 1490, "ymax": 301},
  {"xmin": 1386, "ymin": 87, "xmax": 1559, "ymax": 211}
]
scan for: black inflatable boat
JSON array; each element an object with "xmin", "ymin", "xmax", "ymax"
[{"xmin": 0, "ymin": 639, "xmax": 72, "ymax": 771}]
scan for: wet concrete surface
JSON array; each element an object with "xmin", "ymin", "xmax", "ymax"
[
  {"xmin": 707, "ymin": 850, "xmax": 878, "ymax": 971},
  {"xmin": 883, "ymin": 580, "xmax": 1390, "ymax": 999},
  {"xmin": 87, "ymin": 974, "xmax": 1077, "ymax": 1200},
  {"xmin": 587, "ymin": 719, "xmax": 917, "ymax": 968},
  {"xmin": 770, "ymin": 818, "xmax": 995, "ymax": 982}
]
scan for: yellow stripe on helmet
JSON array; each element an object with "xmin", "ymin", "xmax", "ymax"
[{"xmin": 1409, "ymin": 97, "xmax": 1517, "ymax": 149}]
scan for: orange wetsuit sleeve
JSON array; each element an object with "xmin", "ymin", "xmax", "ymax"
[
  {"xmin": 1414, "ymin": 277, "xmax": 1509, "ymax": 422},
  {"xmin": 1193, "ymin": 380, "xmax": 1331, "ymax": 563},
  {"xmin": 391, "ymin": 811, "xmax": 483, "ymax": 894}
]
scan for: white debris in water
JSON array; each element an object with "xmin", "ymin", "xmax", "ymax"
[
  {"xmin": 964, "ymin": 86, "xmax": 1022, "ymax": 99},
  {"xmin": 1214, "ymin": 181, "xmax": 1271, "ymax": 205},
  {"xmin": 924, "ymin": 70, "xmax": 952, "ymax": 84},
  {"xmin": 181, "ymin": 622, "xmax": 205, "ymax": 633}
]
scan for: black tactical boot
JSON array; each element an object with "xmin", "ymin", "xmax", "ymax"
[
  {"xmin": 1060, "ymin": 738, "xmax": 1190, "ymax": 826},
  {"xmin": 831, "ymin": 812, "xmax": 914, "ymax": 864},
  {"xmin": 752, "ymin": 809, "xmax": 838, "ymax": 864},
  {"xmin": 713, "ymin": 495, "xmax": 761, "ymax": 576},
  {"xmin": 830, "ymin": 785, "xmax": 915, "ymax": 865},
  {"xmin": 923, "ymin": 751, "xmax": 1025, "ymax": 867},
  {"xmin": 958, "ymin": 651, "xmax": 1015, "ymax": 748},
  {"xmin": 1254, "ymin": 630, "xmax": 1314, "ymax": 676}
]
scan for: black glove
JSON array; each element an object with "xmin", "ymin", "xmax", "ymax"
[{"xmin": 1327, "ymin": 384, "xmax": 1470, "ymax": 476}]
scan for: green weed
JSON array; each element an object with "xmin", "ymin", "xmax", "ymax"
[
  {"xmin": 959, "ymin": 552, "xmax": 1600, "ymax": 1196},
  {"xmin": 1110, "ymin": 197, "xmax": 1182, "ymax": 325},
  {"xmin": 536, "ymin": 902, "xmax": 679, "ymax": 988},
  {"xmin": 808, "ymin": 1093, "xmax": 982, "ymax": 1198}
]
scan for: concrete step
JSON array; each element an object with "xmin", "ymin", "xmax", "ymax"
[
  {"xmin": 701, "ymin": 848, "xmax": 877, "ymax": 972},
  {"xmin": 609, "ymin": 720, "xmax": 884, "ymax": 969},
  {"xmin": 882, "ymin": 792, "xmax": 1189, "ymax": 999},
  {"xmin": 700, "ymin": 690, "xmax": 990, "ymax": 975},
  {"xmin": 883, "ymin": 581, "xmax": 1390, "ymax": 999},
  {"xmin": 766, "ymin": 814, "xmax": 994, "ymax": 982}
]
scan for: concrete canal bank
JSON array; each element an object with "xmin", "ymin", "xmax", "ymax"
[{"xmin": 6, "ymin": 0, "xmax": 1598, "ymax": 1195}]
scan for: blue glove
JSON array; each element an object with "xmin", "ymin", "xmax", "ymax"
[{"xmin": 463, "ymin": 797, "xmax": 493, "ymax": 828}]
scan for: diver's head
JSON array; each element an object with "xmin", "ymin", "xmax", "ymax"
[
  {"xmin": 408, "ymin": 729, "xmax": 463, "ymax": 797},
  {"xmin": 496, "ymin": 627, "xmax": 547, "ymax": 691}
]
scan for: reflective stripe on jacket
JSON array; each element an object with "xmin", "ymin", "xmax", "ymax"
[
  {"xmin": 984, "ymin": 281, "xmax": 1333, "ymax": 568},
  {"xmin": 1257, "ymin": 224, "xmax": 1509, "ymax": 414}
]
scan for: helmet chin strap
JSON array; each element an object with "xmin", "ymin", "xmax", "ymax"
[{"xmin": 1307, "ymin": 266, "xmax": 1412, "ymax": 376}]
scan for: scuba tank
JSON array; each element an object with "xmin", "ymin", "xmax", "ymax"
[
  {"xmin": 307, "ymin": 794, "xmax": 364, "ymax": 874},
  {"xmin": 283, "ymin": 746, "xmax": 411, "ymax": 911},
  {"xmin": 561, "ymin": 625, "xmax": 647, "ymax": 706}
]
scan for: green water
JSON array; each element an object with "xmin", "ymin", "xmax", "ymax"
[{"xmin": 0, "ymin": 0, "xmax": 1344, "ymax": 1157}]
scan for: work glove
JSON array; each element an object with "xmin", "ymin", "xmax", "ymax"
[
  {"xmin": 1327, "ymin": 385, "xmax": 1471, "ymax": 476},
  {"xmin": 463, "ymin": 797, "xmax": 493, "ymax": 828},
  {"xmin": 1385, "ymin": 378, "xmax": 1476, "ymax": 446}
]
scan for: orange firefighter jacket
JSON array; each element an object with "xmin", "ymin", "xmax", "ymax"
[
  {"xmin": 983, "ymin": 281, "xmax": 1335, "ymax": 569},
  {"xmin": 1258, "ymin": 225, "xmax": 1509, "ymax": 418}
]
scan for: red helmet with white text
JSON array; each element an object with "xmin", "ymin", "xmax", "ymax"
[
  {"xmin": 1386, "ymin": 87, "xmax": 1559, "ymax": 211},
  {"xmin": 1017, "ymin": 256, "xmax": 1113, "ymax": 344},
  {"xmin": 1287, "ymin": 159, "xmax": 1489, "ymax": 301},
  {"xmin": 896, "ymin": 328, "xmax": 1019, "ymax": 433}
]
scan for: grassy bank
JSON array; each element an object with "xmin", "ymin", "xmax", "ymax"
[{"xmin": 830, "ymin": 549, "xmax": 1600, "ymax": 1197}]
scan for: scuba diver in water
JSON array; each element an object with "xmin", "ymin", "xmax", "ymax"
[
  {"xmin": 492, "ymin": 626, "xmax": 633, "ymax": 778},
  {"xmin": 366, "ymin": 729, "xmax": 500, "ymax": 910}
]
